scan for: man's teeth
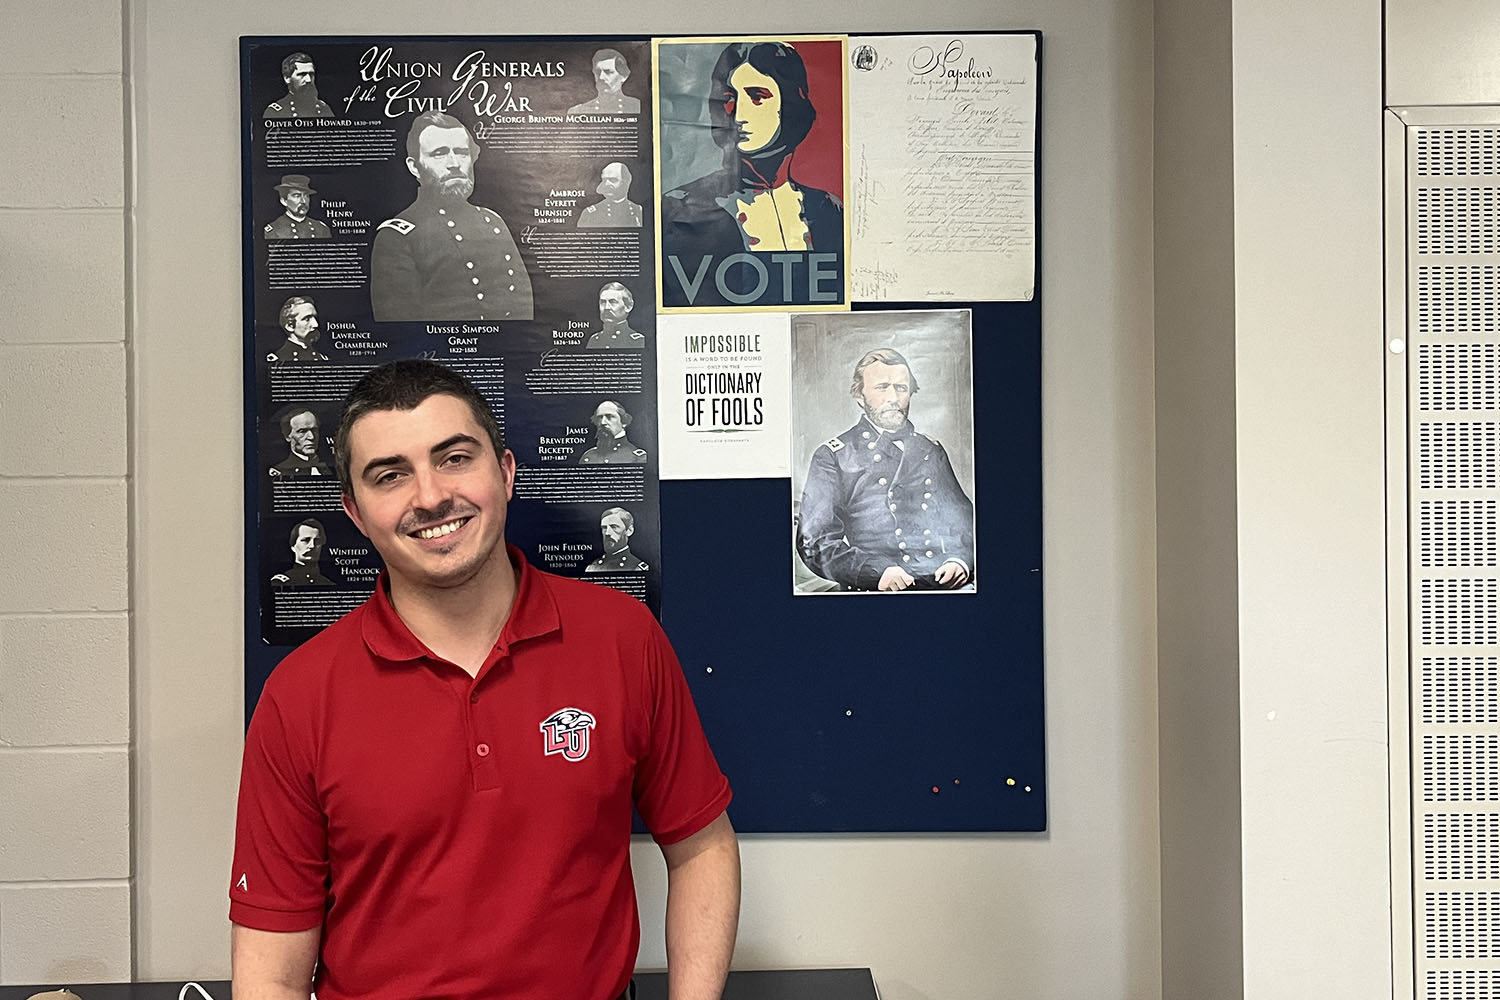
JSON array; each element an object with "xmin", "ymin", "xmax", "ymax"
[{"xmin": 415, "ymin": 519, "xmax": 466, "ymax": 540}]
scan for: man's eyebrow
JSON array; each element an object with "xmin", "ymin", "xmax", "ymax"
[
  {"xmin": 360, "ymin": 435, "xmax": 483, "ymax": 480},
  {"xmin": 431, "ymin": 433, "xmax": 482, "ymax": 455}
]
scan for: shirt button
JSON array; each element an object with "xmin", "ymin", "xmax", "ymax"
[
  {"xmin": 862, "ymin": 431, "xmax": 871, "ymax": 439},
  {"xmin": 902, "ymin": 555, "xmax": 910, "ymax": 562},
  {"xmin": 878, "ymin": 477, "xmax": 887, "ymax": 485},
  {"xmin": 493, "ymin": 227, "xmax": 502, "ymax": 234},
  {"xmin": 873, "ymin": 454, "xmax": 883, "ymax": 462},
  {"xmin": 470, "ymin": 692, "xmax": 480, "ymax": 703},
  {"xmin": 894, "ymin": 528, "xmax": 903, "ymax": 536},
  {"xmin": 889, "ymin": 503, "xmax": 897, "ymax": 511},
  {"xmin": 867, "ymin": 442, "xmax": 876, "ymax": 450},
  {"xmin": 922, "ymin": 503, "xmax": 929, "ymax": 510},
  {"xmin": 508, "ymin": 269, "xmax": 514, "ymax": 275},
  {"xmin": 455, "ymin": 234, "xmax": 464, "ymax": 241},
  {"xmin": 925, "ymin": 478, "xmax": 932, "ymax": 485},
  {"xmin": 477, "ymin": 293, "xmax": 484, "ymax": 300},
  {"xmin": 924, "ymin": 529, "xmax": 931, "ymax": 535},
  {"xmin": 926, "ymin": 550, "xmax": 934, "ymax": 557},
  {"xmin": 439, "ymin": 208, "xmax": 447, "ymax": 215},
  {"xmin": 447, "ymin": 220, "xmax": 456, "ymax": 227},
  {"xmin": 925, "ymin": 492, "xmax": 932, "ymax": 499},
  {"xmin": 476, "ymin": 743, "xmax": 490, "ymax": 757},
  {"xmin": 505, "ymin": 254, "xmax": 512, "ymax": 261},
  {"xmin": 472, "ymin": 277, "xmax": 480, "ymax": 284},
  {"xmin": 466, "ymin": 261, "xmax": 474, "ymax": 269},
  {"xmin": 899, "ymin": 542, "xmax": 907, "ymax": 549},
  {"xmin": 508, "ymin": 284, "xmax": 515, "ymax": 291}
]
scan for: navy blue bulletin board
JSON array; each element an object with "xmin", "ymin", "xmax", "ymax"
[
  {"xmin": 661, "ymin": 299, "xmax": 1044, "ymax": 833},
  {"xmin": 240, "ymin": 32, "xmax": 1044, "ymax": 834}
]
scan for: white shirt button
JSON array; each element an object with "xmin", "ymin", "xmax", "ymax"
[
  {"xmin": 466, "ymin": 261, "xmax": 474, "ymax": 269},
  {"xmin": 472, "ymin": 277, "xmax": 480, "ymax": 284},
  {"xmin": 477, "ymin": 293, "xmax": 484, "ymax": 300},
  {"xmin": 447, "ymin": 220, "xmax": 455, "ymax": 228},
  {"xmin": 455, "ymin": 234, "xmax": 464, "ymax": 241}
]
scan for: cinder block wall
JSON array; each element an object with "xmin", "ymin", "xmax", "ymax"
[{"xmin": 0, "ymin": 0, "xmax": 132, "ymax": 983}]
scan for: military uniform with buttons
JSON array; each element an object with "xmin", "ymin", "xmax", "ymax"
[
  {"xmin": 578, "ymin": 199, "xmax": 643, "ymax": 228},
  {"xmin": 271, "ymin": 563, "xmax": 333, "ymax": 587},
  {"xmin": 586, "ymin": 323, "xmax": 645, "ymax": 349},
  {"xmin": 797, "ymin": 417, "xmax": 976, "ymax": 590},
  {"xmin": 264, "ymin": 94, "xmax": 334, "ymax": 118},
  {"xmin": 567, "ymin": 93, "xmax": 641, "ymax": 115},
  {"xmin": 370, "ymin": 192, "xmax": 534, "ymax": 322},
  {"xmin": 579, "ymin": 434, "xmax": 648, "ymax": 465},
  {"xmin": 583, "ymin": 547, "xmax": 649, "ymax": 573},
  {"xmin": 267, "ymin": 338, "xmax": 328, "ymax": 364},
  {"xmin": 263, "ymin": 214, "xmax": 331, "ymax": 239}
]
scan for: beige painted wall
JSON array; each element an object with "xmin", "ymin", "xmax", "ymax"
[
  {"xmin": 130, "ymin": 1, "xmax": 1161, "ymax": 998},
  {"xmin": 0, "ymin": 0, "xmax": 132, "ymax": 982},
  {"xmin": 1232, "ymin": 0, "xmax": 1390, "ymax": 996},
  {"xmin": 1152, "ymin": 0, "xmax": 1243, "ymax": 994}
]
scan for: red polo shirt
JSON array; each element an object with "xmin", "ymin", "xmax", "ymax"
[{"xmin": 230, "ymin": 547, "xmax": 731, "ymax": 1000}]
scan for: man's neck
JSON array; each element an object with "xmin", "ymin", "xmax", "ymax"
[
  {"xmin": 386, "ymin": 546, "xmax": 518, "ymax": 677},
  {"xmin": 287, "ymin": 332, "xmax": 308, "ymax": 347}
]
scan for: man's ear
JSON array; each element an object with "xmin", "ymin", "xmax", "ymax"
[
  {"xmin": 405, "ymin": 156, "xmax": 419, "ymax": 181},
  {"xmin": 499, "ymin": 448, "xmax": 517, "ymax": 501},
  {"xmin": 342, "ymin": 491, "xmax": 370, "ymax": 538}
]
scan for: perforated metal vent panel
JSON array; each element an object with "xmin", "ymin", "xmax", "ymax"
[
  {"xmin": 1418, "ymin": 344, "xmax": 1500, "ymax": 410},
  {"xmin": 1406, "ymin": 117, "xmax": 1500, "ymax": 999},
  {"xmin": 1417, "ymin": 269, "xmax": 1500, "ymax": 339},
  {"xmin": 1417, "ymin": 188, "xmax": 1500, "ymax": 255},
  {"xmin": 1418, "ymin": 130, "xmax": 1500, "ymax": 177}
]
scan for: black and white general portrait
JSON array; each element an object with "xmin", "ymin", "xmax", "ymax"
[
  {"xmin": 577, "ymin": 162, "xmax": 643, "ymax": 229},
  {"xmin": 586, "ymin": 282, "xmax": 645, "ymax": 349},
  {"xmin": 262, "ymin": 174, "xmax": 331, "ymax": 240},
  {"xmin": 270, "ymin": 518, "xmax": 334, "ymax": 587},
  {"xmin": 579, "ymin": 400, "xmax": 648, "ymax": 465},
  {"xmin": 791, "ymin": 311, "xmax": 977, "ymax": 595},
  {"xmin": 264, "ymin": 52, "xmax": 334, "ymax": 119},
  {"xmin": 268, "ymin": 404, "xmax": 335, "ymax": 479},
  {"xmin": 370, "ymin": 111, "xmax": 534, "ymax": 323},
  {"xmin": 267, "ymin": 295, "xmax": 328, "ymax": 363},
  {"xmin": 583, "ymin": 507, "xmax": 650, "ymax": 573},
  {"xmin": 567, "ymin": 48, "xmax": 640, "ymax": 115}
]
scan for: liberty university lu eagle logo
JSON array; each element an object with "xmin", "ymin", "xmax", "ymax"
[{"xmin": 539, "ymin": 707, "xmax": 596, "ymax": 762}]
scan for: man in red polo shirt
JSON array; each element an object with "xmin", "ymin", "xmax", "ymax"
[{"xmin": 230, "ymin": 360, "xmax": 739, "ymax": 1000}]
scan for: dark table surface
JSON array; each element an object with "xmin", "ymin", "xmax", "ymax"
[{"xmin": 0, "ymin": 968, "xmax": 877, "ymax": 1000}]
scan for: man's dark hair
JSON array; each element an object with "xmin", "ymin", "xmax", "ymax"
[
  {"xmin": 281, "ymin": 52, "xmax": 314, "ymax": 81},
  {"xmin": 405, "ymin": 110, "xmax": 479, "ymax": 162},
  {"xmin": 707, "ymin": 41, "xmax": 816, "ymax": 166},
  {"xmin": 601, "ymin": 506, "xmax": 635, "ymax": 531},
  {"xmin": 279, "ymin": 295, "xmax": 315, "ymax": 332},
  {"xmin": 289, "ymin": 517, "xmax": 324, "ymax": 548},
  {"xmin": 336, "ymin": 359, "xmax": 505, "ymax": 495},
  {"xmin": 592, "ymin": 48, "xmax": 630, "ymax": 81},
  {"xmin": 850, "ymin": 347, "xmax": 920, "ymax": 397}
]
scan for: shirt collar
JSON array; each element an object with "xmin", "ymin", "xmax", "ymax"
[{"xmin": 360, "ymin": 543, "xmax": 561, "ymax": 664}]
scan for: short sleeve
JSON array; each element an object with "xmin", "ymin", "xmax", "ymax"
[
  {"xmin": 229, "ymin": 683, "xmax": 329, "ymax": 931},
  {"xmin": 631, "ymin": 619, "xmax": 732, "ymax": 845}
]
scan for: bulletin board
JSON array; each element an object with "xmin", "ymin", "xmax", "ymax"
[{"xmin": 240, "ymin": 32, "xmax": 1043, "ymax": 832}]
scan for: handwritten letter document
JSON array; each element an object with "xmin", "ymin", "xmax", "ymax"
[{"xmin": 847, "ymin": 34, "xmax": 1037, "ymax": 302}]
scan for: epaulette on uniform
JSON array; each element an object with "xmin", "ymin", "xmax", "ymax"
[
  {"xmin": 378, "ymin": 218, "xmax": 415, "ymax": 235},
  {"xmin": 263, "ymin": 222, "xmax": 276, "ymax": 234},
  {"xmin": 266, "ymin": 102, "xmax": 283, "ymax": 112},
  {"xmin": 823, "ymin": 437, "xmax": 844, "ymax": 453}
]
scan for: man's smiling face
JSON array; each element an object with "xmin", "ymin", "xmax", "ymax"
[{"xmin": 341, "ymin": 393, "xmax": 514, "ymax": 592}]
